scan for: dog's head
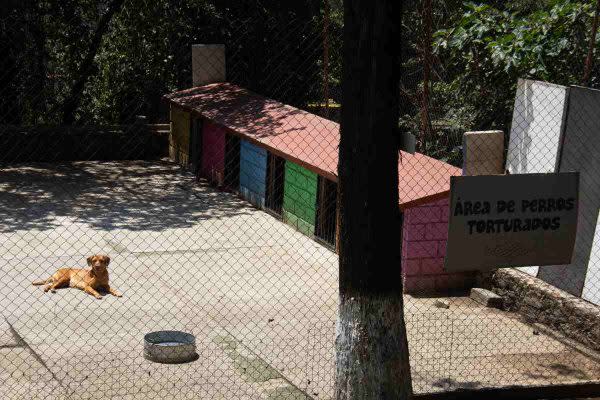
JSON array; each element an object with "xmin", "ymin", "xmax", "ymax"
[{"xmin": 87, "ymin": 254, "xmax": 110, "ymax": 273}]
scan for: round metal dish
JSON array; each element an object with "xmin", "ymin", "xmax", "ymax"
[{"xmin": 143, "ymin": 330, "xmax": 197, "ymax": 364}]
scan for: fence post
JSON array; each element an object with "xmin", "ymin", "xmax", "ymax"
[{"xmin": 134, "ymin": 115, "xmax": 149, "ymax": 158}]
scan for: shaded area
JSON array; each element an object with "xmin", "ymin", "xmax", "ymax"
[
  {"xmin": 0, "ymin": 125, "xmax": 165, "ymax": 163},
  {"xmin": 0, "ymin": 159, "xmax": 252, "ymax": 233}
]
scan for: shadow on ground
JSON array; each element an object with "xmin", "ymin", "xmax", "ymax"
[{"xmin": 0, "ymin": 159, "xmax": 253, "ymax": 233}]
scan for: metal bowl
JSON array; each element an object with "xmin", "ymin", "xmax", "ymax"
[{"xmin": 143, "ymin": 330, "xmax": 197, "ymax": 364}]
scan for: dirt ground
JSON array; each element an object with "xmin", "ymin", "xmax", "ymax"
[{"xmin": 1, "ymin": 160, "xmax": 599, "ymax": 399}]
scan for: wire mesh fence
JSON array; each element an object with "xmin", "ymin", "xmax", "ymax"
[{"xmin": 1, "ymin": 0, "xmax": 600, "ymax": 399}]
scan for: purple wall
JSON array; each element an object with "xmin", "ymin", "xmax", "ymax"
[
  {"xmin": 201, "ymin": 121, "xmax": 226, "ymax": 184},
  {"xmin": 402, "ymin": 197, "xmax": 475, "ymax": 293}
]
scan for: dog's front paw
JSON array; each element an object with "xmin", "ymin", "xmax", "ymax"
[{"xmin": 95, "ymin": 296, "xmax": 103, "ymax": 300}]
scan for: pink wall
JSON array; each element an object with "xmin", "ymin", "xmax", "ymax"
[
  {"xmin": 402, "ymin": 197, "xmax": 475, "ymax": 293},
  {"xmin": 201, "ymin": 121, "xmax": 226, "ymax": 184}
]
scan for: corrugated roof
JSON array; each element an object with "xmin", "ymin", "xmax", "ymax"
[{"xmin": 164, "ymin": 82, "xmax": 461, "ymax": 209}]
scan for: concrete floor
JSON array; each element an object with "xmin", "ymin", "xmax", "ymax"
[{"xmin": 1, "ymin": 160, "xmax": 599, "ymax": 400}]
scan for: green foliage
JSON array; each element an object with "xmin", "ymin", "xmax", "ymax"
[
  {"xmin": 82, "ymin": 0, "xmax": 222, "ymax": 124},
  {"xmin": 2, "ymin": 0, "xmax": 597, "ymax": 168},
  {"xmin": 1, "ymin": 0, "xmax": 324, "ymax": 125},
  {"xmin": 433, "ymin": 0, "xmax": 596, "ymax": 131}
]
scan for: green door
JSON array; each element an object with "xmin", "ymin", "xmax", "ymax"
[{"xmin": 283, "ymin": 161, "xmax": 318, "ymax": 236}]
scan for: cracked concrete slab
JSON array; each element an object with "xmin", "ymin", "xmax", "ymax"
[
  {"xmin": 0, "ymin": 347, "xmax": 66, "ymax": 400},
  {"xmin": 1, "ymin": 160, "xmax": 600, "ymax": 400},
  {"xmin": 0, "ymin": 318, "xmax": 21, "ymax": 348}
]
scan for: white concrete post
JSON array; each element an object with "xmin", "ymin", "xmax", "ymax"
[
  {"xmin": 192, "ymin": 44, "xmax": 226, "ymax": 87},
  {"xmin": 462, "ymin": 130, "xmax": 505, "ymax": 176}
]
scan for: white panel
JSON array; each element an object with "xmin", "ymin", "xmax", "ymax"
[
  {"xmin": 537, "ymin": 86, "xmax": 600, "ymax": 297},
  {"xmin": 507, "ymin": 79, "xmax": 568, "ymax": 277},
  {"xmin": 581, "ymin": 210, "xmax": 600, "ymax": 304},
  {"xmin": 506, "ymin": 79, "xmax": 568, "ymax": 174}
]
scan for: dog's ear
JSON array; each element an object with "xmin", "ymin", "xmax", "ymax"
[
  {"xmin": 87, "ymin": 256, "xmax": 93, "ymax": 266},
  {"xmin": 104, "ymin": 255, "xmax": 111, "ymax": 266}
]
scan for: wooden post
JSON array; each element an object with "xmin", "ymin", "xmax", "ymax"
[{"xmin": 336, "ymin": 0, "xmax": 412, "ymax": 399}]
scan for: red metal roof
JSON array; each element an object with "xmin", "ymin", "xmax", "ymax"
[{"xmin": 164, "ymin": 82, "xmax": 461, "ymax": 209}]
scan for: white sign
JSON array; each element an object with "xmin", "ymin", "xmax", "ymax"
[{"xmin": 445, "ymin": 173, "xmax": 579, "ymax": 272}]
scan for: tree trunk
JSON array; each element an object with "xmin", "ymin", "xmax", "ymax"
[
  {"xmin": 61, "ymin": 0, "xmax": 125, "ymax": 125},
  {"xmin": 322, "ymin": 0, "xmax": 330, "ymax": 118},
  {"xmin": 419, "ymin": 0, "xmax": 433, "ymax": 153},
  {"xmin": 336, "ymin": 0, "xmax": 412, "ymax": 399},
  {"xmin": 25, "ymin": 0, "xmax": 48, "ymax": 124},
  {"xmin": 582, "ymin": 0, "xmax": 600, "ymax": 87}
]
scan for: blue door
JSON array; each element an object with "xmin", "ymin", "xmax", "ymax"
[{"xmin": 239, "ymin": 140, "xmax": 267, "ymax": 208}]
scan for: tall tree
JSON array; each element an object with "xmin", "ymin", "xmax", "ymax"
[
  {"xmin": 335, "ymin": 0, "xmax": 412, "ymax": 399},
  {"xmin": 419, "ymin": 0, "xmax": 433, "ymax": 152},
  {"xmin": 583, "ymin": 0, "xmax": 600, "ymax": 86},
  {"xmin": 61, "ymin": 0, "xmax": 125, "ymax": 124}
]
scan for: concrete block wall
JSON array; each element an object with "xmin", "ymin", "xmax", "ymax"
[{"xmin": 402, "ymin": 197, "xmax": 476, "ymax": 293}]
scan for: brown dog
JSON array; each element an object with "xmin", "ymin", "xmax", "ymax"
[{"xmin": 32, "ymin": 255, "xmax": 122, "ymax": 300}]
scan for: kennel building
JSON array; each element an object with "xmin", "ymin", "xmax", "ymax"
[{"xmin": 164, "ymin": 46, "xmax": 472, "ymax": 293}]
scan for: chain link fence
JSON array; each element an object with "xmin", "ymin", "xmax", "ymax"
[{"xmin": 2, "ymin": 0, "xmax": 600, "ymax": 399}]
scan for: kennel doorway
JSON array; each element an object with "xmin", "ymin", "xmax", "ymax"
[
  {"xmin": 315, "ymin": 177, "xmax": 338, "ymax": 248},
  {"xmin": 224, "ymin": 133, "xmax": 240, "ymax": 190},
  {"xmin": 189, "ymin": 117, "xmax": 203, "ymax": 175},
  {"xmin": 265, "ymin": 153, "xmax": 286, "ymax": 216}
]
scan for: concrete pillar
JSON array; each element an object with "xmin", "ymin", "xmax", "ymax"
[
  {"xmin": 192, "ymin": 44, "xmax": 226, "ymax": 87},
  {"xmin": 462, "ymin": 130, "xmax": 505, "ymax": 284},
  {"xmin": 462, "ymin": 130, "xmax": 504, "ymax": 176}
]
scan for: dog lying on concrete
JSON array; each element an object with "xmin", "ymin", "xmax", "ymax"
[{"xmin": 32, "ymin": 254, "xmax": 122, "ymax": 299}]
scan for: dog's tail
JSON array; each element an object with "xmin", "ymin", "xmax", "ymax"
[{"xmin": 32, "ymin": 278, "xmax": 52, "ymax": 286}]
